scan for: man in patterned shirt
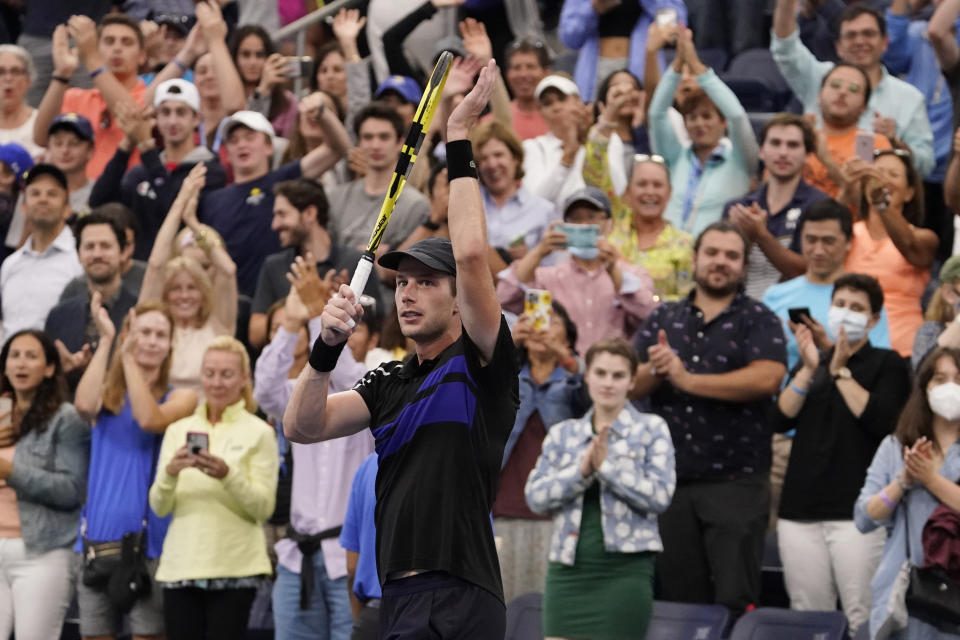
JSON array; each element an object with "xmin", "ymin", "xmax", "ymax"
[{"xmin": 633, "ymin": 219, "xmax": 788, "ymax": 615}]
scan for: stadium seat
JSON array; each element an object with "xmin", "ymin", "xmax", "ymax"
[
  {"xmin": 729, "ymin": 608, "xmax": 848, "ymax": 640},
  {"xmin": 723, "ymin": 48, "xmax": 795, "ymax": 112},
  {"xmin": 645, "ymin": 601, "xmax": 731, "ymax": 640},
  {"xmin": 505, "ymin": 592, "xmax": 543, "ymax": 640},
  {"xmin": 760, "ymin": 528, "xmax": 790, "ymax": 608},
  {"xmin": 725, "ymin": 78, "xmax": 782, "ymax": 113}
]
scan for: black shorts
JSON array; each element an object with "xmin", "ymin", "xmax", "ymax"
[{"xmin": 379, "ymin": 571, "xmax": 505, "ymax": 640}]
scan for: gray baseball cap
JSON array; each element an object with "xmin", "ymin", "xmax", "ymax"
[{"xmin": 562, "ymin": 186, "xmax": 612, "ymax": 217}]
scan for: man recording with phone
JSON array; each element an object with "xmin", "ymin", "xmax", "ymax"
[
  {"xmin": 496, "ymin": 186, "xmax": 657, "ymax": 356},
  {"xmin": 283, "ymin": 61, "xmax": 522, "ymax": 639}
]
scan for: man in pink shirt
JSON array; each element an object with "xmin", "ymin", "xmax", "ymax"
[{"xmin": 497, "ymin": 186, "xmax": 658, "ymax": 354}]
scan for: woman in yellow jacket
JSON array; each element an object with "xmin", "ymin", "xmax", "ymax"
[{"xmin": 149, "ymin": 336, "xmax": 278, "ymax": 640}]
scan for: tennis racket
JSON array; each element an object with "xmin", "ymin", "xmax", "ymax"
[{"xmin": 346, "ymin": 52, "xmax": 453, "ymax": 299}]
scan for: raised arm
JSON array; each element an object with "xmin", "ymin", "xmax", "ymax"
[
  {"xmin": 74, "ymin": 292, "xmax": 117, "ymax": 421},
  {"xmin": 144, "ymin": 23, "xmax": 206, "ymax": 108},
  {"xmin": 69, "ymin": 15, "xmax": 141, "ymax": 118},
  {"xmin": 195, "ymin": 1, "xmax": 245, "ymax": 114},
  {"xmin": 33, "ymin": 25, "xmax": 78, "ymax": 147},
  {"xmin": 446, "ymin": 60, "xmax": 501, "ymax": 361},
  {"xmin": 139, "ymin": 163, "xmax": 206, "ymax": 303},
  {"xmin": 872, "ymin": 181, "xmax": 939, "ymax": 268},
  {"xmin": 928, "ymin": 0, "xmax": 960, "ymax": 73},
  {"xmin": 773, "ymin": 0, "xmax": 799, "ymax": 39},
  {"xmin": 299, "ymin": 93, "xmax": 352, "ymax": 179}
]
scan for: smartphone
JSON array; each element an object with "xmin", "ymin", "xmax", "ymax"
[
  {"xmin": 524, "ymin": 289, "xmax": 552, "ymax": 331},
  {"xmin": 0, "ymin": 396, "xmax": 10, "ymax": 417},
  {"xmin": 656, "ymin": 8, "xmax": 678, "ymax": 27},
  {"xmin": 186, "ymin": 431, "xmax": 209, "ymax": 455},
  {"xmin": 283, "ymin": 56, "xmax": 313, "ymax": 79},
  {"xmin": 556, "ymin": 223, "xmax": 600, "ymax": 250},
  {"xmin": 854, "ymin": 131, "xmax": 874, "ymax": 163},
  {"xmin": 788, "ymin": 307, "xmax": 812, "ymax": 324}
]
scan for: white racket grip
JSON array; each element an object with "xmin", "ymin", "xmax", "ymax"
[{"xmin": 348, "ymin": 256, "xmax": 373, "ymax": 301}]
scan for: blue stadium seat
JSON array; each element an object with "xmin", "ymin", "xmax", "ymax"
[
  {"xmin": 505, "ymin": 592, "xmax": 543, "ymax": 640},
  {"xmin": 645, "ymin": 601, "xmax": 730, "ymax": 640},
  {"xmin": 729, "ymin": 608, "xmax": 848, "ymax": 640},
  {"xmin": 725, "ymin": 78, "xmax": 782, "ymax": 113},
  {"xmin": 723, "ymin": 48, "xmax": 796, "ymax": 112}
]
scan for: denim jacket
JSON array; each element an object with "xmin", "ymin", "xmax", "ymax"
[
  {"xmin": 7, "ymin": 403, "xmax": 90, "ymax": 554},
  {"xmin": 524, "ymin": 403, "xmax": 676, "ymax": 565},
  {"xmin": 502, "ymin": 365, "xmax": 587, "ymax": 469}
]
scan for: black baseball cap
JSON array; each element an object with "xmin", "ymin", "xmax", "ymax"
[
  {"xmin": 378, "ymin": 237, "xmax": 456, "ymax": 276},
  {"xmin": 23, "ymin": 163, "xmax": 68, "ymax": 191}
]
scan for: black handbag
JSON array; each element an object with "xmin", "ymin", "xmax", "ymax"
[{"xmin": 903, "ymin": 499, "xmax": 960, "ymax": 630}]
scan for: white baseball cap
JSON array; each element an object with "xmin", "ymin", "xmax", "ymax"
[
  {"xmin": 153, "ymin": 78, "xmax": 200, "ymax": 112},
  {"xmin": 216, "ymin": 110, "xmax": 276, "ymax": 145},
  {"xmin": 534, "ymin": 75, "xmax": 580, "ymax": 101}
]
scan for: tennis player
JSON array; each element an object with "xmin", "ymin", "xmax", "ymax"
[{"xmin": 284, "ymin": 61, "xmax": 520, "ymax": 639}]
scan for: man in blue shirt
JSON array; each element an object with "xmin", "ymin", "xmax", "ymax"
[
  {"xmin": 771, "ymin": 0, "xmax": 935, "ymax": 178},
  {"xmin": 724, "ymin": 113, "xmax": 829, "ymax": 300},
  {"xmin": 339, "ymin": 453, "xmax": 380, "ymax": 640}
]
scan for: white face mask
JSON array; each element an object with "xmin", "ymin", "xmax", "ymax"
[
  {"xmin": 827, "ymin": 305, "xmax": 869, "ymax": 344},
  {"xmin": 928, "ymin": 382, "xmax": 960, "ymax": 421},
  {"xmin": 568, "ymin": 246, "xmax": 600, "ymax": 260}
]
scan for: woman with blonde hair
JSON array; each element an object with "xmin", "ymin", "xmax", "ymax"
[
  {"xmin": 73, "ymin": 297, "xmax": 198, "ymax": 640},
  {"xmin": 140, "ymin": 164, "xmax": 238, "ymax": 396},
  {"xmin": 150, "ymin": 335, "xmax": 277, "ymax": 640}
]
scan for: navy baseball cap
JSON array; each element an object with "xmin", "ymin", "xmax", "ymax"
[
  {"xmin": 562, "ymin": 186, "xmax": 612, "ymax": 217},
  {"xmin": 49, "ymin": 112, "xmax": 94, "ymax": 142},
  {"xmin": 375, "ymin": 75, "xmax": 422, "ymax": 105},
  {"xmin": 24, "ymin": 163, "xmax": 68, "ymax": 191},
  {"xmin": 0, "ymin": 143, "xmax": 34, "ymax": 185},
  {"xmin": 378, "ymin": 237, "xmax": 456, "ymax": 276}
]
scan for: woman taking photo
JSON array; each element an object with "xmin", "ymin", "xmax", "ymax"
[
  {"xmin": 0, "ymin": 330, "xmax": 89, "ymax": 639},
  {"xmin": 855, "ymin": 346, "xmax": 960, "ymax": 639},
  {"xmin": 843, "ymin": 147, "xmax": 938, "ymax": 359},
  {"xmin": 140, "ymin": 164, "xmax": 237, "ymax": 397},
  {"xmin": 230, "ymin": 26, "xmax": 299, "ymax": 140},
  {"xmin": 73, "ymin": 297, "xmax": 198, "ymax": 640},
  {"xmin": 525, "ymin": 337, "xmax": 676, "ymax": 640},
  {"xmin": 150, "ymin": 336, "xmax": 278, "ymax": 640},
  {"xmin": 648, "ymin": 28, "xmax": 758, "ymax": 237}
]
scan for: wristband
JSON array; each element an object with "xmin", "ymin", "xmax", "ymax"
[
  {"xmin": 89, "ymin": 66, "xmax": 107, "ymax": 79},
  {"xmin": 445, "ymin": 139, "xmax": 478, "ymax": 180},
  {"xmin": 173, "ymin": 58, "xmax": 189, "ymax": 72},
  {"xmin": 879, "ymin": 488, "xmax": 896, "ymax": 509},
  {"xmin": 788, "ymin": 382, "xmax": 808, "ymax": 396},
  {"xmin": 421, "ymin": 219, "xmax": 440, "ymax": 231},
  {"xmin": 309, "ymin": 337, "xmax": 346, "ymax": 372},
  {"xmin": 52, "ymin": 75, "xmax": 70, "ymax": 84}
]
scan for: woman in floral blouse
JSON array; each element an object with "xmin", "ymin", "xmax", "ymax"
[
  {"xmin": 584, "ymin": 106, "xmax": 693, "ymax": 302},
  {"xmin": 525, "ymin": 337, "xmax": 676, "ymax": 640}
]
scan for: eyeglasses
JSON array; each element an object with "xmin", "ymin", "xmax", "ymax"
[
  {"xmin": 634, "ymin": 154, "xmax": 667, "ymax": 166},
  {"xmin": 874, "ymin": 148, "xmax": 912, "ymax": 160},
  {"xmin": 826, "ymin": 79, "xmax": 863, "ymax": 94},
  {"xmin": 839, "ymin": 28, "xmax": 881, "ymax": 41},
  {"xmin": 0, "ymin": 67, "xmax": 26, "ymax": 79},
  {"xmin": 507, "ymin": 37, "xmax": 547, "ymax": 52}
]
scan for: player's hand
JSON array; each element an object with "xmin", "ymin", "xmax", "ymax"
[
  {"xmin": 447, "ymin": 59, "xmax": 497, "ymax": 140},
  {"xmin": 320, "ymin": 284, "xmax": 363, "ymax": 345}
]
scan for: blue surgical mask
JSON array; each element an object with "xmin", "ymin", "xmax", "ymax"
[{"xmin": 568, "ymin": 246, "xmax": 600, "ymax": 260}]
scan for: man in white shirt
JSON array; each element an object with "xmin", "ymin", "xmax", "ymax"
[{"xmin": 0, "ymin": 163, "xmax": 82, "ymax": 341}]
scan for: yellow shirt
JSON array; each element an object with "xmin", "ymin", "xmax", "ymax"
[{"xmin": 150, "ymin": 399, "xmax": 278, "ymax": 582}]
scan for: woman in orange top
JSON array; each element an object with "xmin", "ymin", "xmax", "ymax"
[{"xmin": 843, "ymin": 148, "xmax": 938, "ymax": 358}]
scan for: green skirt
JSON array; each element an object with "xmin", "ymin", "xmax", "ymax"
[{"xmin": 543, "ymin": 484, "xmax": 656, "ymax": 640}]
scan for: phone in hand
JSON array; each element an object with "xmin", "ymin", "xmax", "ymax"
[
  {"xmin": 854, "ymin": 131, "xmax": 874, "ymax": 163},
  {"xmin": 656, "ymin": 8, "xmax": 678, "ymax": 27},
  {"xmin": 0, "ymin": 396, "xmax": 11, "ymax": 430},
  {"xmin": 524, "ymin": 289, "xmax": 552, "ymax": 331},
  {"xmin": 283, "ymin": 56, "xmax": 313, "ymax": 79},
  {"xmin": 788, "ymin": 307, "xmax": 812, "ymax": 324},
  {"xmin": 186, "ymin": 431, "xmax": 209, "ymax": 455},
  {"xmin": 556, "ymin": 223, "xmax": 600, "ymax": 249}
]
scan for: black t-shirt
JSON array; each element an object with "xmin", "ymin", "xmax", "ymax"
[{"xmin": 353, "ymin": 316, "xmax": 520, "ymax": 602}]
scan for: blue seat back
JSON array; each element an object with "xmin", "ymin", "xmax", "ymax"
[
  {"xmin": 729, "ymin": 607, "xmax": 848, "ymax": 640},
  {"xmin": 645, "ymin": 601, "xmax": 730, "ymax": 640},
  {"xmin": 505, "ymin": 592, "xmax": 543, "ymax": 640}
]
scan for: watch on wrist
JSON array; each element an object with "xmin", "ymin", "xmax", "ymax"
[{"xmin": 833, "ymin": 366, "xmax": 852, "ymax": 381}]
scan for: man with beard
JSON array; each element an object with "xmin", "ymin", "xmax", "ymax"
[
  {"xmin": 771, "ymin": 0, "xmax": 933, "ymax": 177},
  {"xmin": 45, "ymin": 209, "xmax": 138, "ymax": 374},
  {"xmin": 248, "ymin": 178, "xmax": 382, "ymax": 349},
  {"xmin": 633, "ymin": 219, "xmax": 788, "ymax": 615},
  {"xmin": 724, "ymin": 113, "xmax": 829, "ymax": 299},
  {"xmin": 802, "ymin": 63, "xmax": 891, "ymax": 199},
  {"xmin": 0, "ymin": 163, "xmax": 82, "ymax": 340}
]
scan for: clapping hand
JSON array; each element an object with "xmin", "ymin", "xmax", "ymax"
[
  {"xmin": 52, "ymin": 24, "xmax": 79, "ymax": 78},
  {"xmin": 647, "ymin": 330, "xmax": 688, "ymax": 387},
  {"xmin": 447, "ymin": 59, "xmax": 497, "ymax": 140},
  {"xmin": 728, "ymin": 202, "xmax": 768, "ymax": 242},
  {"xmin": 903, "ymin": 437, "xmax": 938, "ymax": 487},
  {"xmin": 791, "ymin": 321, "xmax": 820, "ymax": 372},
  {"xmin": 90, "ymin": 291, "xmax": 116, "ymax": 342}
]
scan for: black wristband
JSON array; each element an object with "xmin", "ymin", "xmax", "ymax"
[
  {"xmin": 52, "ymin": 75, "xmax": 70, "ymax": 84},
  {"xmin": 309, "ymin": 337, "xmax": 346, "ymax": 373},
  {"xmin": 421, "ymin": 219, "xmax": 440, "ymax": 231},
  {"xmin": 446, "ymin": 139, "xmax": 478, "ymax": 180}
]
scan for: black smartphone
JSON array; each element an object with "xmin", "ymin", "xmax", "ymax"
[
  {"xmin": 788, "ymin": 307, "xmax": 812, "ymax": 324},
  {"xmin": 186, "ymin": 431, "xmax": 209, "ymax": 455}
]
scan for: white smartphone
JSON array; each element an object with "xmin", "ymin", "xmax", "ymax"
[{"xmin": 854, "ymin": 131, "xmax": 874, "ymax": 163}]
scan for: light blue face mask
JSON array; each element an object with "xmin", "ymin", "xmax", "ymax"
[{"xmin": 568, "ymin": 246, "xmax": 600, "ymax": 260}]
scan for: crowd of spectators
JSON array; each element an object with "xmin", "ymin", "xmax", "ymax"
[{"xmin": 0, "ymin": 0, "xmax": 959, "ymax": 639}]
